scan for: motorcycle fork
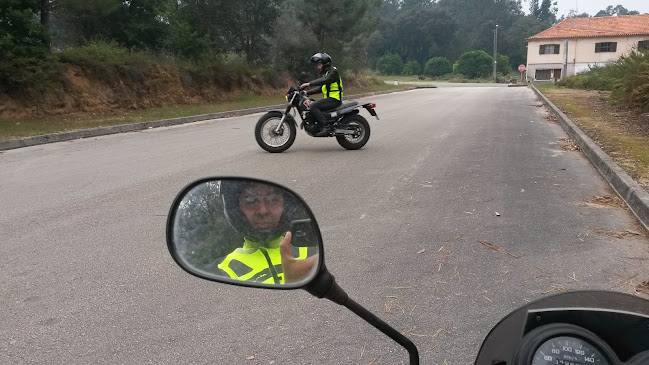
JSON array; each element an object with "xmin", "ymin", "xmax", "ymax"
[{"xmin": 274, "ymin": 105, "xmax": 293, "ymax": 133}]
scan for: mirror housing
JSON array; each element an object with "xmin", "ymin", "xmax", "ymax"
[{"xmin": 166, "ymin": 177, "xmax": 325, "ymax": 290}]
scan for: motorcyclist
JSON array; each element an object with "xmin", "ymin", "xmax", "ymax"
[
  {"xmin": 300, "ymin": 52, "xmax": 343, "ymax": 137},
  {"xmin": 211, "ymin": 180, "xmax": 318, "ymax": 284}
]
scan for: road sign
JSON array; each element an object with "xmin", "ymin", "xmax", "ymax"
[{"xmin": 518, "ymin": 64, "xmax": 526, "ymax": 72}]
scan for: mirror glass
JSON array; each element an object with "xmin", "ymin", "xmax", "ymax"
[{"xmin": 168, "ymin": 178, "xmax": 322, "ymax": 287}]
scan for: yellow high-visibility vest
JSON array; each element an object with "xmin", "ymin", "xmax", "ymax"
[
  {"xmin": 322, "ymin": 67, "xmax": 343, "ymax": 101},
  {"xmin": 217, "ymin": 236, "xmax": 312, "ymax": 284}
]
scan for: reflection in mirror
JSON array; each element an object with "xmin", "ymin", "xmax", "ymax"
[{"xmin": 170, "ymin": 179, "xmax": 321, "ymax": 287}]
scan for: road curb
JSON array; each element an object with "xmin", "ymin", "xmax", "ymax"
[
  {"xmin": 532, "ymin": 84, "xmax": 649, "ymax": 231},
  {"xmin": 0, "ymin": 88, "xmax": 414, "ymax": 151}
]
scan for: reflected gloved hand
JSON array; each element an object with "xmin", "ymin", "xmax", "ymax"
[{"xmin": 280, "ymin": 231, "xmax": 318, "ymax": 284}]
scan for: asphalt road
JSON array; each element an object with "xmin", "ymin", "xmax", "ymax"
[{"xmin": 1, "ymin": 87, "xmax": 648, "ymax": 364}]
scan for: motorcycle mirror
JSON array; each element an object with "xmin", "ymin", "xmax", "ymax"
[
  {"xmin": 298, "ymin": 71, "xmax": 309, "ymax": 85},
  {"xmin": 166, "ymin": 177, "xmax": 323, "ymax": 289}
]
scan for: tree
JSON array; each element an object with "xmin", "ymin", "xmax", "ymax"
[
  {"xmin": 424, "ymin": 57, "xmax": 452, "ymax": 77},
  {"xmin": 438, "ymin": 0, "xmax": 523, "ymax": 61},
  {"xmin": 0, "ymin": 0, "xmax": 52, "ymax": 92},
  {"xmin": 455, "ymin": 50, "xmax": 493, "ymax": 79},
  {"xmin": 227, "ymin": 0, "xmax": 283, "ymax": 64},
  {"xmin": 530, "ymin": 0, "xmax": 557, "ymax": 23},
  {"xmin": 403, "ymin": 60, "xmax": 420, "ymax": 75},
  {"xmin": 497, "ymin": 54, "xmax": 511, "ymax": 75},
  {"xmin": 499, "ymin": 15, "xmax": 550, "ymax": 68},
  {"xmin": 368, "ymin": 3, "xmax": 456, "ymax": 68},
  {"xmin": 376, "ymin": 52, "xmax": 403, "ymax": 75},
  {"xmin": 294, "ymin": 0, "xmax": 377, "ymax": 62},
  {"xmin": 269, "ymin": 7, "xmax": 319, "ymax": 77},
  {"xmin": 595, "ymin": 5, "xmax": 640, "ymax": 17},
  {"xmin": 173, "ymin": 181, "xmax": 243, "ymax": 268}
]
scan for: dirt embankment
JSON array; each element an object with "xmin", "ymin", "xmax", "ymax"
[{"xmin": 0, "ymin": 63, "xmax": 290, "ymax": 120}]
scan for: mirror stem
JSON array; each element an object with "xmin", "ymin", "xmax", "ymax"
[{"xmin": 305, "ymin": 269, "xmax": 420, "ymax": 365}]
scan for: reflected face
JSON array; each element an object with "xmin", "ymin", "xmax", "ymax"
[
  {"xmin": 317, "ymin": 61, "xmax": 323, "ymax": 71},
  {"xmin": 239, "ymin": 184, "xmax": 284, "ymax": 232}
]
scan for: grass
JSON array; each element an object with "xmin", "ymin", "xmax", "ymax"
[
  {"xmin": 0, "ymin": 83, "xmax": 407, "ymax": 141},
  {"xmin": 540, "ymin": 87, "xmax": 649, "ymax": 189},
  {"xmin": 533, "ymin": 82, "xmax": 558, "ymax": 92}
]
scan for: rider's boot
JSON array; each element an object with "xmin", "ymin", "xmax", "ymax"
[{"xmin": 313, "ymin": 122, "xmax": 332, "ymax": 137}]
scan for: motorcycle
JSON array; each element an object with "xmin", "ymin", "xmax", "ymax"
[
  {"xmin": 254, "ymin": 85, "xmax": 379, "ymax": 153},
  {"xmin": 166, "ymin": 177, "xmax": 649, "ymax": 365}
]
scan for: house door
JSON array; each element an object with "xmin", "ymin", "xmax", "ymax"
[{"xmin": 553, "ymin": 69, "xmax": 562, "ymax": 80}]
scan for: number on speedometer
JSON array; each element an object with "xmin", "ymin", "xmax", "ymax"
[{"xmin": 532, "ymin": 336, "xmax": 609, "ymax": 365}]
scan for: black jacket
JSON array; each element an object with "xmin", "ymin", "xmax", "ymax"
[{"xmin": 306, "ymin": 66, "xmax": 341, "ymax": 96}]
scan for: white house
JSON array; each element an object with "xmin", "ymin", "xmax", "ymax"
[{"xmin": 526, "ymin": 14, "xmax": 649, "ymax": 81}]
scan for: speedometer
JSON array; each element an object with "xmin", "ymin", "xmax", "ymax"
[
  {"xmin": 532, "ymin": 336, "xmax": 608, "ymax": 365},
  {"xmin": 514, "ymin": 324, "xmax": 617, "ymax": 365}
]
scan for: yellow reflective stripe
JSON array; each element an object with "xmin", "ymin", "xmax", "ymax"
[{"xmin": 218, "ymin": 248, "xmax": 285, "ymax": 284}]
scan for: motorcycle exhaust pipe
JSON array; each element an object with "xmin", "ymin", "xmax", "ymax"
[{"xmin": 334, "ymin": 129, "xmax": 356, "ymax": 135}]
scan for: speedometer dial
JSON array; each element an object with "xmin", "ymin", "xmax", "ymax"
[
  {"xmin": 513, "ymin": 324, "xmax": 617, "ymax": 365},
  {"xmin": 532, "ymin": 336, "xmax": 609, "ymax": 365}
]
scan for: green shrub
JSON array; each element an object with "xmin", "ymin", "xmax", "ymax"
[
  {"xmin": 56, "ymin": 39, "xmax": 155, "ymax": 67},
  {"xmin": 497, "ymin": 54, "xmax": 512, "ymax": 75},
  {"xmin": 557, "ymin": 65, "xmax": 613, "ymax": 90},
  {"xmin": 0, "ymin": 56, "xmax": 56, "ymax": 95},
  {"xmin": 558, "ymin": 50, "xmax": 649, "ymax": 112},
  {"xmin": 376, "ymin": 53, "xmax": 403, "ymax": 75},
  {"xmin": 403, "ymin": 60, "xmax": 421, "ymax": 76},
  {"xmin": 424, "ymin": 57, "xmax": 452, "ymax": 77},
  {"xmin": 455, "ymin": 50, "xmax": 493, "ymax": 79},
  {"xmin": 402, "ymin": 60, "xmax": 420, "ymax": 76},
  {"xmin": 609, "ymin": 50, "xmax": 649, "ymax": 111}
]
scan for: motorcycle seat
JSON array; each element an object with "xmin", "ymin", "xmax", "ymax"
[{"xmin": 321, "ymin": 102, "xmax": 358, "ymax": 112}]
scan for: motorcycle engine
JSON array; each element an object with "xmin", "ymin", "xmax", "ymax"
[{"xmin": 304, "ymin": 122, "xmax": 319, "ymax": 134}]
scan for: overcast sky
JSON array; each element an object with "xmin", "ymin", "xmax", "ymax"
[{"xmin": 524, "ymin": 0, "xmax": 649, "ymax": 17}]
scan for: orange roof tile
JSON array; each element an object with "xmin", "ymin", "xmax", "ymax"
[{"xmin": 527, "ymin": 14, "xmax": 649, "ymax": 40}]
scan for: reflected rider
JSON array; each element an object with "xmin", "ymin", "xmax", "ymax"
[{"xmin": 213, "ymin": 181, "xmax": 317, "ymax": 284}]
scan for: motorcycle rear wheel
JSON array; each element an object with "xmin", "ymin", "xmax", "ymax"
[
  {"xmin": 336, "ymin": 115, "xmax": 370, "ymax": 150},
  {"xmin": 255, "ymin": 111, "xmax": 296, "ymax": 153}
]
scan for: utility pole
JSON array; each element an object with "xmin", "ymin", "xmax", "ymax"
[{"xmin": 493, "ymin": 24, "xmax": 498, "ymax": 83}]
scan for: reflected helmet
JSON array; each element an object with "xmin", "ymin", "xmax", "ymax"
[{"xmin": 219, "ymin": 180, "xmax": 301, "ymax": 243}]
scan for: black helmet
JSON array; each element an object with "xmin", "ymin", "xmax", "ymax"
[
  {"xmin": 219, "ymin": 180, "xmax": 301, "ymax": 244},
  {"xmin": 310, "ymin": 52, "xmax": 332, "ymax": 72}
]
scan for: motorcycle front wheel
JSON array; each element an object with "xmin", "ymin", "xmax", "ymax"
[
  {"xmin": 255, "ymin": 111, "xmax": 297, "ymax": 153},
  {"xmin": 336, "ymin": 115, "xmax": 371, "ymax": 150}
]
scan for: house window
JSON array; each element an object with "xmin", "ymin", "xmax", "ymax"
[
  {"xmin": 595, "ymin": 42, "xmax": 617, "ymax": 53},
  {"xmin": 535, "ymin": 70, "xmax": 552, "ymax": 80},
  {"xmin": 539, "ymin": 44, "xmax": 560, "ymax": 54},
  {"xmin": 639, "ymin": 40, "xmax": 649, "ymax": 50}
]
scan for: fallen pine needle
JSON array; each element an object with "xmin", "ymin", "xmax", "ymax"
[
  {"xmin": 622, "ymin": 256, "xmax": 649, "ymax": 261},
  {"xmin": 410, "ymin": 305, "xmax": 417, "ymax": 315},
  {"xmin": 479, "ymin": 240, "xmax": 521, "ymax": 258}
]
